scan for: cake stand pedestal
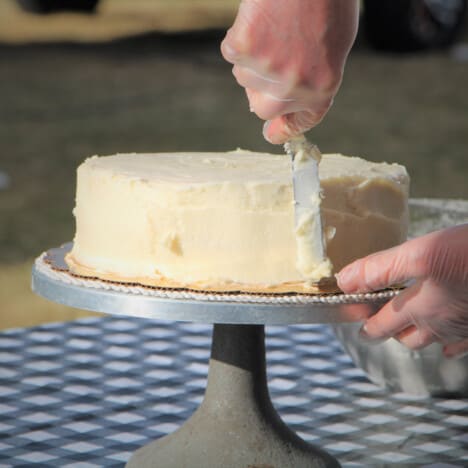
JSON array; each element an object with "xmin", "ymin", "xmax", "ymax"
[
  {"xmin": 32, "ymin": 245, "xmax": 399, "ymax": 468},
  {"xmin": 129, "ymin": 324, "xmax": 339, "ymax": 468}
]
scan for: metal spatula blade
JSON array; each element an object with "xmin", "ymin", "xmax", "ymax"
[{"xmin": 284, "ymin": 135, "xmax": 330, "ymax": 280}]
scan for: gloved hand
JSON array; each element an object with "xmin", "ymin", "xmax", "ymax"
[
  {"xmin": 221, "ymin": 0, "xmax": 359, "ymax": 144},
  {"xmin": 337, "ymin": 224, "xmax": 468, "ymax": 359}
]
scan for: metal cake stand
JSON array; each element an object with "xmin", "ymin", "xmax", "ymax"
[{"xmin": 31, "ymin": 198, "xmax": 468, "ymax": 468}]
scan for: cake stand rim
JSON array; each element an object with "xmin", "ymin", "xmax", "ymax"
[
  {"xmin": 32, "ymin": 196, "xmax": 468, "ymax": 325},
  {"xmin": 31, "ymin": 244, "xmax": 399, "ymax": 325}
]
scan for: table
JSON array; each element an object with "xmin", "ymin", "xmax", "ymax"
[{"xmin": 1, "ymin": 316, "xmax": 467, "ymax": 467}]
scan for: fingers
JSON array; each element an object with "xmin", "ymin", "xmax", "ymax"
[
  {"xmin": 337, "ymin": 246, "xmax": 406, "ymax": 293},
  {"xmin": 443, "ymin": 339, "xmax": 468, "ymax": 359},
  {"xmin": 245, "ymin": 88, "xmax": 300, "ymax": 121},
  {"xmin": 263, "ymin": 111, "xmax": 326, "ymax": 144},
  {"xmin": 359, "ymin": 286, "xmax": 420, "ymax": 343},
  {"xmin": 220, "ymin": 0, "xmax": 258, "ymax": 66},
  {"xmin": 220, "ymin": 38, "xmax": 238, "ymax": 65},
  {"xmin": 358, "ymin": 280, "xmax": 442, "ymax": 349},
  {"xmin": 234, "ymin": 66, "xmax": 300, "ymax": 120},
  {"xmin": 337, "ymin": 226, "xmax": 468, "ymax": 294},
  {"xmin": 262, "ymin": 117, "xmax": 294, "ymax": 144},
  {"xmin": 394, "ymin": 325, "xmax": 436, "ymax": 350},
  {"xmin": 234, "ymin": 64, "xmax": 332, "ymax": 128},
  {"xmin": 232, "ymin": 65, "xmax": 283, "ymax": 92},
  {"xmin": 361, "ymin": 321, "xmax": 467, "ymax": 357},
  {"xmin": 336, "ymin": 234, "xmax": 437, "ymax": 293},
  {"xmin": 358, "ymin": 278, "xmax": 468, "ymax": 353}
]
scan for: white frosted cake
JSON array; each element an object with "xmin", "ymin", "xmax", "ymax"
[{"xmin": 66, "ymin": 150, "xmax": 409, "ymax": 293}]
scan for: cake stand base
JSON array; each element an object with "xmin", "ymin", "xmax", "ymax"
[{"xmin": 126, "ymin": 324, "xmax": 339, "ymax": 468}]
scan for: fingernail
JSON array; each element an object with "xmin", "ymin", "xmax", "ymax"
[
  {"xmin": 336, "ymin": 263, "xmax": 358, "ymax": 288},
  {"xmin": 263, "ymin": 119, "xmax": 290, "ymax": 144},
  {"xmin": 358, "ymin": 324, "xmax": 386, "ymax": 345}
]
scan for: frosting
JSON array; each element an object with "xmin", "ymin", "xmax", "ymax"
[{"xmin": 68, "ymin": 150, "xmax": 409, "ymax": 292}]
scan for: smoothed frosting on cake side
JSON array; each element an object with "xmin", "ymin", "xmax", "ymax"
[{"xmin": 67, "ymin": 150, "xmax": 409, "ymax": 293}]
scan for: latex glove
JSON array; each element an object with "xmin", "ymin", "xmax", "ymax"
[
  {"xmin": 337, "ymin": 224, "xmax": 468, "ymax": 359},
  {"xmin": 221, "ymin": 0, "xmax": 359, "ymax": 144}
]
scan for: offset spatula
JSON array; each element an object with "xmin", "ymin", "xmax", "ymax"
[{"xmin": 284, "ymin": 135, "xmax": 331, "ymax": 281}]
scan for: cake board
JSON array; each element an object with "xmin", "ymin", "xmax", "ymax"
[{"xmin": 32, "ymin": 244, "xmax": 400, "ymax": 468}]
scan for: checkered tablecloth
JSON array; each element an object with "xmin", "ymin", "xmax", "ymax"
[{"xmin": 0, "ymin": 316, "xmax": 467, "ymax": 467}]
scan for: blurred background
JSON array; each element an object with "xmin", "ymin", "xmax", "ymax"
[{"xmin": 1, "ymin": 0, "xmax": 468, "ymax": 329}]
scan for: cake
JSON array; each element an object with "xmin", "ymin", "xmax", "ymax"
[{"xmin": 66, "ymin": 150, "xmax": 409, "ymax": 293}]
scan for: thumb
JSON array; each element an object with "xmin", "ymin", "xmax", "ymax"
[
  {"xmin": 263, "ymin": 110, "xmax": 325, "ymax": 144},
  {"xmin": 336, "ymin": 227, "xmax": 467, "ymax": 293},
  {"xmin": 336, "ymin": 239, "xmax": 428, "ymax": 293}
]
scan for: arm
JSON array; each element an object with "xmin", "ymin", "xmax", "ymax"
[{"xmin": 221, "ymin": 0, "xmax": 359, "ymax": 143}]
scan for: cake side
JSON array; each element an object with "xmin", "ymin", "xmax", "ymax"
[
  {"xmin": 68, "ymin": 151, "xmax": 303, "ymax": 290},
  {"xmin": 66, "ymin": 150, "xmax": 409, "ymax": 293},
  {"xmin": 320, "ymin": 154, "xmax": 409, "ymax": 272}
]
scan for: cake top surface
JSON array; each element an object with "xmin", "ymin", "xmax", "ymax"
[{"xmin": 81, "ymin": 149, "xmax": 408, "ymax": 185}]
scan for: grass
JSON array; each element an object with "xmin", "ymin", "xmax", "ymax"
[{"xmin": 1, "ymin": 4, "xmax": 468, "ymax": 329}]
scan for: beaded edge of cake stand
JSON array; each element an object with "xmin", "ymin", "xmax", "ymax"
[{"xmin": 34, "ymin": 251, "xmax": 401, "ymax": 305}]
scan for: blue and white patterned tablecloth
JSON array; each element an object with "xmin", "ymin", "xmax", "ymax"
[{"xmin": 0, "ymin": 316, "xmax": 467, "ymax": 467}]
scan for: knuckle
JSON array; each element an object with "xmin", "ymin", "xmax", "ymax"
[
  {"xmin": 424, "ymin": 234, "xmax": 460, "ymax": 284},
  {"xmin": 321, "ymin": 74, "xmax": 342, "ymax": 95},
  {"xmin": 271, "ymin": 75, "xmax": 298, "ymax": 99},
  {"xmin": 287, "ymin": 111, "xmax": 318, "ymax": 133},
  {"xmin": 221, "ymin": 34, "xmax": 248, "ymax": 63},
  {"xmin": 404, "ymin": 329, "xmax": 434, "ymax": 350},
  {"xmin": 409, "ymin": 233, "xmax": 448, "ymax": 280},
  {"xmin": 298, "ymin": 98, "xmax": 332, "ymax": 126},
  {"xmin": 366, "ymin": 247, "xmax": 411, "ymax": 289},
  {"xmin": 254, "ymin": 103, "xmax": 281, "ymax": 121},
  {"xmin": 362, "ymin": 255, "xmax": 389, "ymax": 290},
  {"xmin": 303, "ymin": 66, "xmax": 342, "ymax": 95},
  {"xmin": 412, "ymin": 247, "xmax": 432, "ymax": 278},
  {"xmin": 388, "ymin": 252, "xmax": 409, "ymax": 284}
]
